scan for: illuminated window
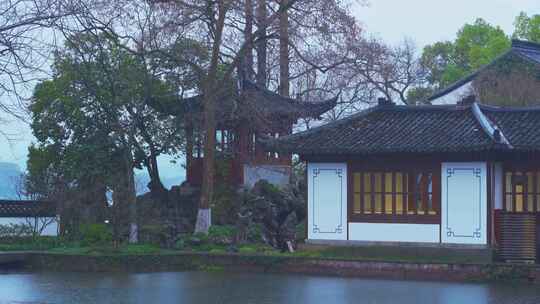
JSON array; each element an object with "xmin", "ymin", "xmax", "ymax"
[
  {"xmin": 352, "ymin": 170, "xmax": 437, "ymax": 217},
  {"xmin": 504, "ymin": 171, "xmax": 540, "ymax": 212}
]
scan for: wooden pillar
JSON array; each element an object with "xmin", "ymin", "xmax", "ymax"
[
  {"xmin": 236, "ymin": 122, "xmax": 249, "ymax": 162},
  {"xmin": 234, "ymin": 122, "xmax": 250, "ymax": 185}
]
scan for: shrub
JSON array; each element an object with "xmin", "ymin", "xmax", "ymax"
[
  {"xmin": 295, "ymin": 221, "xmax": 306, "ymax": 242},
  {"xmin": 174, "ymin": 237, "xmax": 186, "ymax": 250},
  {"xmin": 191, "ymin": 232, "xmax": 209, "ymax": 244},
  {"xmin": 0, "ymin": 223, "xmax": 34, "ymax": 237},
  {"xmin": 0, "ymin": 236, "xmax": 67, "ymax": 251},
  {"xmin": 208, "ymin": 225, "xmax": 237, "ymax": 245},
  {"xmin": 247, "ymin": 223, "xmax": 264, "ymax": 243},
  {"xmin": 139, "ymin": 225, "xmax": 168, "ymax": 245},
  {"xmin": 79, "ymin": 224, "xmax": 112, "ymax": 247}
]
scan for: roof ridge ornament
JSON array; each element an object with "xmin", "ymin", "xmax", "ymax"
[{"xmin": 471, "ymin": 102, "xmax": 513, "ymax": 148}]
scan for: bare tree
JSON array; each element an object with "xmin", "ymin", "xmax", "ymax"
[
  {"xmin": 473, "ymin": 68, "xmax": 540, "ymax": 106},
  {"xmin": 12, "ymin": 174, "xmax": 58, "ymax": 236},
  {"xmin": 0, "ymin": 0, "xmax": 77, "ymax": 118}
]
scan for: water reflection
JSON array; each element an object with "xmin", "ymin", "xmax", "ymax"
[{"xmin": 0, "ymin": 271, "xmax": 539, "ymax": 304}]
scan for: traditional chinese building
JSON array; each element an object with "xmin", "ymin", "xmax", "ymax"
[
  {"xmin": 429, "ymin": 39, "xmax": 540, "ymax": 105},
  {"xmin": 156, "ymin": 80, "xmax": 337, "ymax": 188},
  {"xmin": 265, "ymin": 98, "xmax": 540, "ymax": 262}
]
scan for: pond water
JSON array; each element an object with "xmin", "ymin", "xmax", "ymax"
[{"xmin": 1, "ymin": 271, "xmax": 540, "ymax": 304}]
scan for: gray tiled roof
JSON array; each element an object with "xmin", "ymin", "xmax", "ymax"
[
  {"xmin": 151, "ymin": 80, "xmax": 337, "ymax": 123},
  {"xmin": 513, "ymin": 40, "xmax": 540, "ymax": 65},
  {"xmin": 263, "ymin": 103, "xmax": 540, "ymax": 156},
  {"xmin": 482, "ymin": 105, "xmax": 540, "ymax": 150}
]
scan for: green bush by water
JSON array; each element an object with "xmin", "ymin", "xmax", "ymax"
[{"xmin": 79, "ymin": 224, "xmax": 112, "ymax": 246}]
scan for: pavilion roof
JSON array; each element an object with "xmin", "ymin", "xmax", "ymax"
[{"xmin": 151, "ymin": 80, "xmax": 338, "ymax": 126}]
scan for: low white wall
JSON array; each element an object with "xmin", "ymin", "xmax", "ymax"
[
  {"xmin": 430, "ymin": 81, "xmax": 473, "ymax": 105},
  {"xmin": 0, "ymin": 217, "xmax": 59, "ymax": 236},
  {"xmin": 348, "ymin": 223, "xmax": 440, "ymax": 243}
]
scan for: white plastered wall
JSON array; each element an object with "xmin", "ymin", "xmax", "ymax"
[
  {"xmin": 348, "ymin": 223, "xmax": 440, "ymax": 243},
  {"xmin": 493, "ymin": 163, "xmax": 503, "ymax": 210},
  {"xmin": 430, "ymin": 81, "xmax": 474, "ymax": 105}
]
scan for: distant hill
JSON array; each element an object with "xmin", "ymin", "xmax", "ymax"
[
  {"xmin": 0, "ymin": 162, "xmax": 184, "ymax": 198},
  {"xmin": 0, "ymin": 162, "xmax": 22, "ymax": 199}
]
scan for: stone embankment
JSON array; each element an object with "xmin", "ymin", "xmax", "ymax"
[{"xmin": 5, "ymin": 252, "xmax": 538, "ymax": 284}]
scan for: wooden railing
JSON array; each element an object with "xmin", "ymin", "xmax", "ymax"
[{"xmin": 495, "ymin": 211, "xmax": 536, "ymax": 263}]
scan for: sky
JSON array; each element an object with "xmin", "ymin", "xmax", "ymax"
[{"xmin": 1, "ymin": 0, "xmax": 539, "ymax": 174}]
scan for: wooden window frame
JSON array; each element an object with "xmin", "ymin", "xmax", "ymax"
[
  {"xmin": 503, "ymin": 165, "xmax": 540, "ymax": 213},
  {"xmin": 348, "ymin": 162, "xmax": 441, "ymax": 224}
]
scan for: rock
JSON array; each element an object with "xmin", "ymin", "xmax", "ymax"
[{"xmin": 235, "ymin": 180, "xmax": 305, "ymax": 250}]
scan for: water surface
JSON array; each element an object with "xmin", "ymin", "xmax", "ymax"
[{"xmin": 1, "ymin": 271, "xmax": 539, "ymax": 304}]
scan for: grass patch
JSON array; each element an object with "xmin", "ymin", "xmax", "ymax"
[
  {"xmin": 0, "ymin": 236, "xmax": 69, "ymax": 251},
  {"xmin": 290, "ymin": 245, "xmax": 493, "ymax": 264},
  {"xmin": 0, "ymin": 236, "xmax": 493, "ymax": 265}
]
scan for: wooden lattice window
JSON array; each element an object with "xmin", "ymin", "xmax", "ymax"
[
  {"xmin": 504, "ymin": 171, "xmax": 540, "ymax": 213},
  {"xmin": 351, "ymin": 168, "xmax": 440, "ymax": 223}
]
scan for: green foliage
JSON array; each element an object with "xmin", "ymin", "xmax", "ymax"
[
  {"xmin": 420, "ymin": 41, "xmax": 455, "ymax": 87},
  {"xmin": 208, "ymin": 225, "xmax": 237, "ymax": 241},
  {"xmin": 79, "ymin": 224, "xmax": 112, "ymax": 246},
  {"xmin": 174, "ymin": 237, "xmax": 186, "ymax": 250},
  {"xmin": 247, "ymin": 223, "xmax": 264, "ymax": 243},
  {"xmin": 26, "ymin": 32, "xmax": 206, "ymax": 203},
  {"xmin": 139, "ymin": 225, "xmax": 168, "ymax": 245},
  {"xmin": 0, "ymin": 236, "xmax": 68, "ymax": 251},
  {"xmin": 295, "ymin": 221, "xmax": 306, "ymax": 242},
  {"xmin": 420, "ymin": 18, "xmax": 510, "ymax": 88},
  {"xmin": 513, "ymin": 12, "xmax": 540, "ymax": 43},
  {"xmin": 454, "ymin": 19, "xmax": 510, "ymax": 70}
]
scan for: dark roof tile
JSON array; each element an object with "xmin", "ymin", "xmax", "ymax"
[
  {"xmin": 0, "ymin": 200, "xmax": 57, "ymax": 218},
  {"xmin": 151, "ymin": 80, "xmax": 337, "ymax": 124},
  {"xmin": 264, "ymin": 103, "xmax": 540, "ymax": 156}
]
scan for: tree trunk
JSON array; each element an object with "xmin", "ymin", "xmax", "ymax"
[
  {"xmin": 111, "ymin": 149, "xmax": 138, "ymax": 243},
  {"xmin": 125, "ymin": 151, "xmax": 138, "ymax": 244},
  {"xmin": 244, "ymin": 0, "xmax": 254, "ymax": 80},
  {"xmin": 256, "ymin": 0, "xmax": 267, "ymax": 86},
  {"xmin": 147, "ymin": 151, "xmax": 165, "ymax": 194},
  {"xmin": 279, "ymin": 0, "xmax": 289, "ymax": 97},
  {"xmin": 195, "ymin": 1, "xmax": 228, "ymax": 234}
]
